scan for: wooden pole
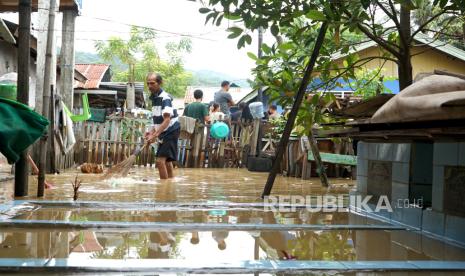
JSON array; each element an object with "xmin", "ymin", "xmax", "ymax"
[
  {"xmin": 38, "ymin": 0, "xmax": 57, "ymax": 197},
  {"xmin": 60, "ymin": 9, "xmax": 77, "ymax": 109},
  {"xmin": 257, "ymin": 27, "xmax": 263, "ymax": 103},
  {"xmin": 262, "ymin": 22, "xmax": 328, "ymax": 197},
  {"xmin": 14, "ymin": 0, "xmax": 32, "ymax": 197},
  {"xmin": 126, "ymin": 64, "xmax": 135, "ymax": 110},
  {"xmin": 34, "ymin": 0, "xmax": 51, "ymax": 115},
  {"xmin": 59, "ymin": 6, "xmax": 77, "ymax": 169},
  {"xmin": 250, "ymin": 119, "xmax": 260, "ymax": 156},
  {"xmin": 308, "ymin": 129, "xmax": 329, "ymax": 187}
]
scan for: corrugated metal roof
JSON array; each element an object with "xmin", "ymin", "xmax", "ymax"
[
  {"xmin": 331, "ymin": 34, "xmax": 465, "ymax": 62},
  {"xmin": 414, "ymin": 33, "xmax": 465, "ymax": 61},
  {"xmin": 100, "ymin": 82, "xmax": 144, "ymax": 93},
  {"xmin": 75, "ymin": 64, "xmax": 110, "ymax": 89}
]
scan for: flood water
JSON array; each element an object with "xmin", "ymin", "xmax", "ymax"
[
  {"xmin": 22, "ymin": 168, "xmax": 354, "ymax": 202},
  {"xmin": 1, "ymin": 167, "xmax": 465, "ymax": 274}
]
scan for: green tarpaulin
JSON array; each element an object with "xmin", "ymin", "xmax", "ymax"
[
  {"xmin": 308, "ymin": 152, "xmax": 357, "ymax": 166},
  {"xmin": 0, "ymin": 97, "xmax": 49, "ymax": 164}
]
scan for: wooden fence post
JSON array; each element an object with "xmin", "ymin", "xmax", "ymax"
[
  {"xmin": 38, "ymin": 0, "xmax": 57, "ymax": 197},
  {"xmin": 250, "ymin": 119, "xmax": 260, "ymax": 156}
]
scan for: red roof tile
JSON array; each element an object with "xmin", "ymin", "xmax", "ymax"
[{"xmin": 75, "ymin": 64, "xmax": 110, "ymax": 89}]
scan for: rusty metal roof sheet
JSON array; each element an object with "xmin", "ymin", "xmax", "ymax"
[{"xmin": 75, "ymin": 64, "xmax": 110, "ymax": 89}]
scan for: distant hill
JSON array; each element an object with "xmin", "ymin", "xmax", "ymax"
[
  {"xmin": 75, "ymin": 51, "xmax": 102, "ymax": 64},
  {"xmin": 188, "ymin": 69, "xmax": 251, "ymax": 88},
  {"xmin": 75, "ymin": 52, "xmax": 250, "ymax": 87},
  {"xmin": 75, "ymin": 51, "xmax": 127, "ymax": 73}
]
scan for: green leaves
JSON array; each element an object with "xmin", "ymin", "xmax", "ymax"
[
  {"xmin": 278, "ymin": 42, "xmax": 295, "ymax": 51},
  {"xmin": 237, "ymin": 34, "xmax": 252, "ymax": 48},
  {"xmin": 261, "ymin": 43, "xmax": 272, "ymax": 55},
  {"xmin": 227, "ymin": 26, "xmax": 243, "ymax": 39},
  {"xmin": 306, "ymin": 10, "xmax": 326, "ymax": 21},
  {"xmin": 224, "ymin": 12, "xmax": 241, "ymax": 20},
  {"xmin": 360, "ymin": 0, "xmax": 373, "ymax": 9},
  {"xmin": 271, "ymin": 24, "xmax": 279, "ymax": 36},
  {"xmin": 199, "ymin": 7, "xmax": 210, "ymax": 14},
  {"xmin": 247, "ymin": 52, "xmax": 258, "ymax": 61},
  {"xmin": 95, "ymin": 26, "xmax": 191, "ymax": 98}
]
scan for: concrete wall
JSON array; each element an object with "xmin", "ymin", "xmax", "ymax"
[
  {"xmin": 426, "ymin": 142, "xmax": 465, "ymax": 245},
  {"xmin": 0, "ymin": 40, "xmax": 37, "ymax": 108},
  {"xmin": 356, "ymin": 141, "xmax": 465, "ymax": 246},
  {"xmin": 349, "ymin": 211, "xmax": 465, "ymax": 262}
]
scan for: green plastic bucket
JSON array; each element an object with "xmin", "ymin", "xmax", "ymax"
[
  {"xmin": 210, "ymin": 122, "xmax": 229, "ymax": 139},
  {"xmin": 0, "ymin": 83, "xmax": 17, "ymax": 101}
]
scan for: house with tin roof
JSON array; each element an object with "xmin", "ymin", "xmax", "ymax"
[
  {"xmin": 330, "ymin": 33, "xmax": 465, "ymax": 91},
  {"xmin": 73, "ymin": 63, "xmax": 145, "ymax": 112}
]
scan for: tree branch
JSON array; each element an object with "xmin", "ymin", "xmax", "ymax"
[
  {"xmin": 388, "ymin": 0, "xmax": 400, "ymax": 27},
  {"xmin": 356, "ymin": 22, "xmax": 401, "ymax": 58},
  {"xmin": 376, "ymin": 0, "xmax": 401, "ymax": 31},
  {"xmin": 410, "ymin": 9, "xmax": 449, "ymax": 42},
  {"xmin": 346, "ymin": 59, "xmax": 389, "ymax": 93},
  {"xmin": 342, "ymin": 8, "xmax": 401, "ymax": 58}
]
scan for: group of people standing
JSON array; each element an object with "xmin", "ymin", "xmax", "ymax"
[
  {"xmin": 144, "ymin": 72, "xmax": 283, "ymax": 180},
  {"xmin": 183, "ymin": 80, "xmax": 235, "ymax": 124},
  {"xmin": 183, "ymin": 80, "xmax": 282, "ymax": 124},
  {"xmin": 143, "ymin": 75, "xmax": 235, "ymax": 180}
]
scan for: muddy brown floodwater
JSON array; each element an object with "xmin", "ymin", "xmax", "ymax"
[{"xmin": 0, "ymin": 167, "xmax": 465, "ymax": 275}]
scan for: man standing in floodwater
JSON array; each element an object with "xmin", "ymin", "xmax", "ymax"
[
  {"xmin": 214, "ymin": 80, "xmax": 234, "ymax": 119},
  {"xmin": 145, "ymin": 73, "xmax": 180, "ymax": 179}
]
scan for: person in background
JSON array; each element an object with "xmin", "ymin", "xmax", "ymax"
[
  {"xmin": 212, "ymin": 230, "xmax": 229, "ymax": 251},
  {"xmin": 210, "ymin": 103, "xmax": 225, "ymax": 122},
  {"xmin": 144, "ymin": 73, "xmax": 180, "ymax": 180},
  {"xmin": 183, "ymin": 89, "xmax": 210, "ymax": 123},
  {"xmin": 214, "ymin": 80, "xmax": 234, "ymax": 119},
  {"xmin": 231, "ymin": 102, "xmax": 246, "ymax": 122},
  {"xmin": 190, "ymin": 232, "xmax": 200, "ymax": 245},
  {"xmin": 267, "ymin": 104, "xmax": 281, "ymax": 120}
]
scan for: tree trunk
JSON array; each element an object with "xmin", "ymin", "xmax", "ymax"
[
  {"xmin": 308, "ymin": 129, "xmax": 329, "ymax": 187},
  {"xmin": 398, "ymin": 52, "xmax": 412, "ymax": 91},
  {"xmin": 262, "ymin": 22, "xmax": 328, "ymax": 197},
  {"xmin": 15, "ymin": 0, "xmax": 31, "ymax": 197},
  {"xmin": 398, "ymin": 5, "xmax": 413, "ymax": 91}
]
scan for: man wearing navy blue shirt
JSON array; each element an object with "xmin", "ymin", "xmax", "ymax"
[{"xmin": 144, "ymin": 73, "xmax": 180, "ymax": 179}]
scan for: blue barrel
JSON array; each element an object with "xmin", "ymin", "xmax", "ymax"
[{"xmin": 210, "ymin": 122, "xmax": 229, "ymax": 139}]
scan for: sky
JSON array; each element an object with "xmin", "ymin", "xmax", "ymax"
[
  {"xmin": 1, "ymin": 0, "xmax": 268, "ymax": 79},
  {"xmin": 74, "ymin": 0, "xmax": 259, "ymax": 79}
]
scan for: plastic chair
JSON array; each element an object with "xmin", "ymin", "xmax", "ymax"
[{"xmin": 62, "ymin": 93, "xmax": 91, "ymax": 122}]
